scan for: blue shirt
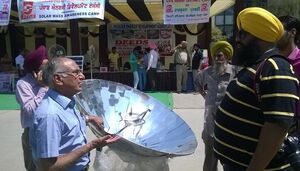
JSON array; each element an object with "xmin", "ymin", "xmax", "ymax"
[{"xmin": 30, "ymin": 89, "xmax": 89, "ymax": 171}]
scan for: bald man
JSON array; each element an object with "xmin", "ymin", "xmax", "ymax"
[
  {"xmin": 214, "ymin": 7, "xmax": 299, "ymax": 171},
  {"xmin": 195, "ymin": 41, "xmax": 233, "ymax": 171}
]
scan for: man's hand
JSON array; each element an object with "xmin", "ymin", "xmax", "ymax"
[
  {"xmin": 86, "ymin": 115, "xmax": 103, "ymax": 126},
  {"xmin": 33, "ymin": 70, "xmax": 46, "ymax": 86},
  {"xmin": 88, "ymin": 135, "xmax": 120, "ymax": 149},
  {"xmin": 199, "ymin": 89, "xmax": 207, "ymax": 98}
]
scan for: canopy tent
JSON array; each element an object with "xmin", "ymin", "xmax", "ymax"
[
  {"xmin": 8, "ymin": 0, "xmax": 236, "ymax": 26},
  {"xmin": 9, "ymin": 0, "xmax": 164, "ymax": 26},
  {"xmin": 210, "ymin": 0, "xmax": 235, "ymax": 17}
]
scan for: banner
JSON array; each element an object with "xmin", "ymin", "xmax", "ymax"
[
  {"xmin": 164, "ymin": 0, "xmax": 211, "ymax": 25},
  {"xmin": 17, "ymin": 0, "xmax": 105, "ymax": 23},
  {"xmin": 0, "ymin": 74, "xmax": 13, "ymax": 92},
  {"xmin": 66, "ymin": 56, "xmax": 84, "ymax": 71},
  {"xmin": 108, "ymin": 23, "xmax": 173, "ymax": 59},
  {"xmin": 0, "ymin": 0, "xmax": 11, "ymax": 26}
]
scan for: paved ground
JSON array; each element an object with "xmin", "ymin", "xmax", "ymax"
[{"xmin": 0, "ymin": 93, "xmax": 222, "ymax": 171}]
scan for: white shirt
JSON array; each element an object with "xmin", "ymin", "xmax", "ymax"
[
  {"xmin": 147, "ymin": 49, "xmax": 159, "ymax": 69},
  {"xmin": 15, "ymin": 55, "xmax": 25, "ymax": 70}
]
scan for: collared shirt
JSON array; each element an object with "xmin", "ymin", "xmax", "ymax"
[
  {"xmin": 214, "ymin": 56, "xmax": 298, "ymax": 170},
  {"xmin": 108, "ymin": 52, "xmax": 119, "ymax": 68},
  {"xmin": 15, "ymin": 73, "xmax": 48, "ymax": 128},
  {"xmin": 148, "ymin": 49, "xmax": 159, "ymax": 69},
  {"xmin": 196, "ymin": 64, "xmax": 233, "ymax": 113},
  {"xmin": 174, "ymin": 48, "xmax": 189, "ymax": 64},
  {"xmin": 140, "ymin": 53, "xmax": 149, "ymax": 69},
  {"xmin": 196, "ymin": 64, "xmax": 233, "ymax": 139},
  {"xmin": 287, "ymin": 47, "xmax": 300, "ymax": 79},
  {"xmin": 129, "ymin": 52, "xmax": 138, "ymax": 72},
  {"xmin": 30, "ymin": 89, "xmax": 89, "ymax": 171},
  {"xmin": 287, "ymin": 47, "xmax": 300, "ymax": 61},
  {"xmin": 191, "ymin": 50, "xmax": 203, "ymax": 70}
]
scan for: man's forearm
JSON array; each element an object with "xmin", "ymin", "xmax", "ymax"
[
  {"xmin": 38, "ymin": 143, "xmax": 94, "ymax": 171},
  {"xmin": 246, "ymin": 122, "xmax": 289, "ymax": 171}
]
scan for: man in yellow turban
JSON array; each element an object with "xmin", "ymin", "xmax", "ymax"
[
  {"xmin": 194, "ymin": 40, "xmax": 233, "ymax": 171},
  {"xmin": 211, "ymin": 41, "xmax": 233, "ymax": 61},
  {"xmin": 232, "ymin": 7, "xmax": 284, "ymax": 66},
  {"xmin": 214, "ymin": 7, "xmax": 299, "ymax": 171}
]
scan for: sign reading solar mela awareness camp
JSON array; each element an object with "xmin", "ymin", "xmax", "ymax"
[
  {"xmin": 17, "ymin": 0, "xmax": 105, "ymax": 23},
  {"xmin": 0, "ymin": 0, "xmax": 11, "ymax": 26},
  {"xmin": 164, "ymin": 0, "xmax": 211, "ymax": 24}
]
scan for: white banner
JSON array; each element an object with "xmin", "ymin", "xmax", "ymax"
[
  {"xmin": 108, "ymin": 23, "xmax": 173, "ymax": 59},
  {"xmin": 164, "ymin": 0, "xmax": 211, "ymax": 25},
  {"xmin": 17, "ymin": 0, "xmax": 105, "ymax": 23},
  {"xmin": 0, "ymin": 0, "xmax": 11, "ymax": 26}
]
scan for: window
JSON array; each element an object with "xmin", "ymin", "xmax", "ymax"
[{"xmin": 215, "ymin": 7, "xmax": 234, "ymax": 39}]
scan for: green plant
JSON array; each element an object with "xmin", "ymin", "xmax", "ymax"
[{"xmin": 211, "ymin": 27, "xmax": 227, "ymax": 43}]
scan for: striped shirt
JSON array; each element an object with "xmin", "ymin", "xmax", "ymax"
[{"xmin": 214, "ymin": 56, "xmax": 299, "ymax": 170}]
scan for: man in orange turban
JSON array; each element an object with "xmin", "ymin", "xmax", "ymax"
[{"xmin": 214, "ymin": 7, "xmax": 299, "ymax": 171}]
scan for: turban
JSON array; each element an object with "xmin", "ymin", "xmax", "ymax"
[
  {"xmin": 237, "ymin": 7, "xmax": 284, "ymax": 43},
  {"xmin": 148, "ymin": 41, "xmax": 157, "ymax": 49},
  {"xmin": 24, "ymin": 45, "xmax": 48, "ymax": 72},
  {"xmin": 211, "ymin": 41, "xmax": 233, "ymax": 60}
]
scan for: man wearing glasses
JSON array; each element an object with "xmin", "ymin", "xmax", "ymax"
[
  {"xmin": 214, "ymin": 7, "xmax": 299, "ymax": 171},
  {"xmin": 30, "ymin": 57, "xmax": 118, "ymax": 171}
]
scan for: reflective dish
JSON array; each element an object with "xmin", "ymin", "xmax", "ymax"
[{"xmin": 74, "ymin": 79, "xmax": 197, "ymax": 157}]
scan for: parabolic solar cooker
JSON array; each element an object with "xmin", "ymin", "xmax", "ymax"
[{"xmin": 74, "ymin": 79, "xmax": 197, "ymax": 157}]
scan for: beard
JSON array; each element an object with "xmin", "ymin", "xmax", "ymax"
[
  {"xmin": 213, "ymin": 62, "xmax": 227, "ymax": 76},
  {"xmin": 276, "ymin": 33, "xmax": 290, "ymax": 51},
  {"xmin": 231, "ymin": 39, "xmax": 263, "ymax": 67}
]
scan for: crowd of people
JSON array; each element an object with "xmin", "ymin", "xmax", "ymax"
[
  {"xmin": 8, "ymin": 4, "xmax": 300, "ymax": 171},
  {"xmin": 106, "ymin": 40, "xmax": 207, "ymax": 93},
  {"xmin": 127, "ymin": 42, "xmax": 160, "ymax": 91}
]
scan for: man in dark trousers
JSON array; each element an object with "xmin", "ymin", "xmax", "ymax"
[{"xmin": 191, "ymin": 43, "xmax": 203, "ymax": 91}]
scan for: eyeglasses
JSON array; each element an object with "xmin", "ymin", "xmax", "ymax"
[{"xmin": 56, "ymin": 69, "xmax": 83, "ymax": 78}]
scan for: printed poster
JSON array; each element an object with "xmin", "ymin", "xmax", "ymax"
[
  {"xmin": 0, "ymin": 0, "xmax": 11, "ymax": 26},
  {"xmin": 0, "ymin": 74, "xmax": 12, "ymax": 92},
  {"xmin": 164, "ymin": 0, "xmax": 211, "ymax": 24},
  {"xmin": 108, "ymin": 23, "xmax": 173, "ymax": 58},
  {"xmin": 17, "ymin": 0, "xmax": 105, "ymax": 23}
]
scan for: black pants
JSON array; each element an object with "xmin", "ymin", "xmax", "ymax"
[{"xmin": 148, "ymin": 68, "xmax": 157, "ymax": 91}]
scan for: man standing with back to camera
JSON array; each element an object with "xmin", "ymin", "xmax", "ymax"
[{"xmin": 214, "ymin": 7, "xmax": 299, "ymax": 171}]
